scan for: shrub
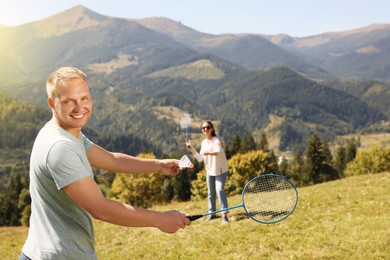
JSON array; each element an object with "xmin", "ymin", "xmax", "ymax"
[
  {"xmin": 109, "ymin": 153, "xmax": 168, "ymax": 208},
  {"xmin": 226, "ymin": 150, "xmax": 278, "ymax": 195},
  {"xmin": 190, "ymin": 169, "xmax": 207, "ymax": 200},
  {"xmin": 344, "ymin": 145, "xmax": 390, "ymax": 176},
  {"xmin": 190, "ymin": 150, "xmax": 278, "ymax": 200}
]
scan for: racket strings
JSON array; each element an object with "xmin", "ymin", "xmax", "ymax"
[{"xmin": 243, "ymin": 175, "xmax": 297, "ymax": 223}]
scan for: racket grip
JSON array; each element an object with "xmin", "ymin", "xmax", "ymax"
[{"xmin": 187, "ymin": 215, "xmax": 203, "ymax": 221}]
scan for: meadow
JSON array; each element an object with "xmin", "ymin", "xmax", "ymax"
[
  {"xmin": 338, "ymin": 132, "xmax": 390, "ymax": 150},
  {"xmin": 1, "ymin": 172, "xmax": 389, "ymax": 260}
]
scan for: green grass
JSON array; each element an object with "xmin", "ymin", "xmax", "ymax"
[
  {"xmin": 338, "ymin": 133, "xmax": 390, "ymax": 150},
  {"xmin": 2, "ymin": 172, "xmax": 389, "ymax": 259}
]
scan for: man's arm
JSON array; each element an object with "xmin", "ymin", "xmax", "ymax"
[
  {"xmin": 87, "ymin": 144, "xmax": 181, "ymax": 175},
  {"xmin": 64, "ymin": 176, "xmax": 190, "ymax": 233}
]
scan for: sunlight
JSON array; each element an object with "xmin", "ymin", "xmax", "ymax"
[
  {"xmin": 0, "ymin": 2, "xmax": 30, "ymax": 26},
  {"xmin": 0, "ymin": 0, "xmax": 71, "ymax": 26}
]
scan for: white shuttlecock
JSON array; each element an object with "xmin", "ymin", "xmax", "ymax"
[{"xmin": 179, "ymin": 155, "xmax": 194, "ymax": 168}]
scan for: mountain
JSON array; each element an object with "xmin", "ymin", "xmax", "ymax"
[
  {"xmin": 134, "ymin": 17, "xmax": 328, "ymax": 78},
  {"xmin": 0, "ymin": 5, "xmax": 388, "ymax": 154},
  {"xmin": 268, "ymin": 24, "xmax": 390, "ymax": 82},
  {"xmin": 135, "ymin": 17, "xmax": 390, "ymax": 83}
]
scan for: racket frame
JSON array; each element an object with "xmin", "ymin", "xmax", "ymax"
[
  {"xmin": 187, "ymin": 174, "xmax": 298, "ymax": 224},
  {"xmin": 179, "ymin": 114, "xmax": 192, "ymax": 140}
]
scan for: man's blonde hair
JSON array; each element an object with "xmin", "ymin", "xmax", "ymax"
[{"xmin": 46, "ymin": 67, "xmax": 87, "ymax": 98}]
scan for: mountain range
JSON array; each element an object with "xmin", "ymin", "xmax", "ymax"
[{"xmin": 0, "ymin": 5, "xmax": 389, "ymax": 154}]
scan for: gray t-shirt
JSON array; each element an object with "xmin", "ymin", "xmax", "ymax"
[{"xmin": 22, "ymin": 122, "xmax": 96, "ymax": 260}]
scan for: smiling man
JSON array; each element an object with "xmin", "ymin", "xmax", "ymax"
[
  {"xmin": 19, "ymin": 67, "xmax": 191, "ymax": 260},
  {"xmin": 47, "ymin": 70, "xmax": 92, "ymax": 136}
]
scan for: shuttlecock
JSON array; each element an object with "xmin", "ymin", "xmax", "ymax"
[{"xmin": 179, "ymin": 155, "xmax": 194, "ymax": 168}]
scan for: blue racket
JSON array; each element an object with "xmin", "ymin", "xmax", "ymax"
[{"xmin": 188, "ymin": 174, "xmax": 298, "ymax": 224}]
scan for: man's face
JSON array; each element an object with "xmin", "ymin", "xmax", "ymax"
[{"xmin": 49, "ymin": 78, "xmax": 92, "ymax": 137}]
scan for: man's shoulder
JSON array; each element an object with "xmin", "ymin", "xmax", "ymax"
[{"xmin": 34, "ymin": 124, "xmax": 79, "ymax": 154}]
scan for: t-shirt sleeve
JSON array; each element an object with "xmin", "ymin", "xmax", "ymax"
[
  {"xmin": 47, "ymin": 141, "xmax": 92, "ymax": 190},
  {"xmin": 81, "ymin": 132, "xmax": 94, "ymax": 152}
]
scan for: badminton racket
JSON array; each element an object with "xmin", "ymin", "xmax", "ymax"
[
  {"xmin": 179, "ymin": 113, "xmax": 191, "ymax": 141},
  {"xmin": 188, "ymin": 174, "xmax": 298, "ymax": 224}
]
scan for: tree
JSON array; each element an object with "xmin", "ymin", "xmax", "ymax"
[
  {"xmin": 109, "ymin": 153, "xmax": 169, "ymax": 208},
  {"xmin": 240, "ymin": 133, "xmax": 256, "ymax": 153},
  {"xmin": 190, "ymin": 169, "xmax": 207, "ymax": 200},
  {"xmin": 345, "ymin": 138, "xmax": 358, "ymax": 163},
  {"xmin": 278, "ymin": 157, "xmax": 289, "ymax": 176},
  {"xmin": 345, "ymin": 145, "xmax": 390, "ymax": 176},
  {"xmin": 304, "ymin": 133, "xmax": 326, "ymax": 184},
  {"xmin": 226, "ymin": 150, "xmax": 278, "ymax": 195},
  {"xmin": 171, "ymin": 167, "xmax": 192, "ymax": 201},
  {"xmin": 258, "ymin": 131, "xmax": 269, "ymax": 152},
  {"xmin": 226, "ymin": 133, "xmax": 241, "ymax": 159},
  {"xmin": 0, "ymin": 171, "xmax": 27, "ymax": 226},
  {"xmin": 321, "ymin": 141, "xmax": 338, "ymax": 181},
  {"xmin": 286, "ymin": 148, "xmax": 304, "ymax": 185},
  {"xmin": 19, "ymin": 188, "xmax": 32, "ymax": 227},
  {"xmin": 333, "ymin": 144, "xmax": 347, "ymax": 178},
  {"xmin": 304, "ymin": 134, "xmax": 339, "ymax": 184}
]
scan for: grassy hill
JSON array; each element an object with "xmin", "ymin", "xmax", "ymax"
[{"xmin": 2, "ymin": 172, "xmax": 389, "ymax": 259}]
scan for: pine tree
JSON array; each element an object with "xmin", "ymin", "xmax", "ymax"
[
  {"xmin": 278, "ymin": 157, "xmax": 289, "ymax": 176},
  {"xmin": 226, "ymin": 133, "xmax": 241, "ymax": 158},
  {"xmin": 321, "ymin": 141, "xmax": 338, "ymax": 181},
  {"xmin": 333, "ymin": 144, "xmax": 347, "ymax": 178},
  {"xmin": 240, "ymin": 133, "xmax": 256, "ymax": 153},
  {"xmin": 287, "ymin": 148, "xmax": 304, "ymax": 185},
  {"xmin": 0, "ymin": 172, "xmax": 24, "ymax": 225},
  {"xmin": 304, "ymin": 133, "xmax": 325, "ymax": 184},
  {"xmin": 345, "ymin": 138, "xmax": 358, "ymax": 163},
  {"xmin": 258, "ymin": 131, "xmax": 269, "ymax": 152}
]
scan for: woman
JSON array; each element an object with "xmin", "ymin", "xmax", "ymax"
[{"xmin": 186, "ymin": 120, "xmax": 229, "ymax": 224}]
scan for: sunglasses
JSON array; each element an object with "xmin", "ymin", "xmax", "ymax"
[{"xmin": 201, "ymin": 126, "xmax": 211, "ymax": 130}]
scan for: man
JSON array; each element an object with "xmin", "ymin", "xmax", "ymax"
[{"xmin": 20, "ymin": 67, "xmax": 191, "ymax": 260}]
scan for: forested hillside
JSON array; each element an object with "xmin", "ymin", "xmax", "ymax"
[
  {"xmin": 0, "ymin": 92, "xmax": 49, "ymax": 149},
  {"xmin": 0, "ymin": 6, "xmax": 388, "ymax": 154},
  {"xmin": 327, "ymin": 79, "xmax": 390, "ymax": 119}
]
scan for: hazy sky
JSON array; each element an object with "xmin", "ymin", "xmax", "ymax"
[{"xmin": 1, "ymin": 0, "xmax": 389, "ymax": 37}]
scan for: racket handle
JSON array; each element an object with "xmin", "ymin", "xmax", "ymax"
[{"xmin": 187, "ymin": 215, "xmax": 203, "ymax": 221}]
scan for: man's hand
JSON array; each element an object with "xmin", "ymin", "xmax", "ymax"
[
  {"xmin": 157, "ymin": 159, "xmax": 183, "ymax": 175},
  {"xmin": 157, "ymin": 210, "xmax": 191, "ymax": 234}
]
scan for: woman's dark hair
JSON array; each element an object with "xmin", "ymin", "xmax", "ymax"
[
  {"xmin": 202, "ymin": 120, "xmax": 217, "ymax": 137},
  {"xmin": 202, "ymin": 120, "xmax": 226, "ymax": 148}
]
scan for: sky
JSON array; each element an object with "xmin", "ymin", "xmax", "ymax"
[{"xmin": 1, "ymin": 0, "xmax": 390, "ymax": 37}]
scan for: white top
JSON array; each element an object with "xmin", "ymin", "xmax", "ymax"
[{"xmin": 194, "ymin": 136, "xmax": 228, "ymax": 176}]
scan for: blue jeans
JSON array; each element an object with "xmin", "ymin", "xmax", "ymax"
[{"xmin": 206, "ymin": 172, "xmax": 228, "ymax": 214}]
